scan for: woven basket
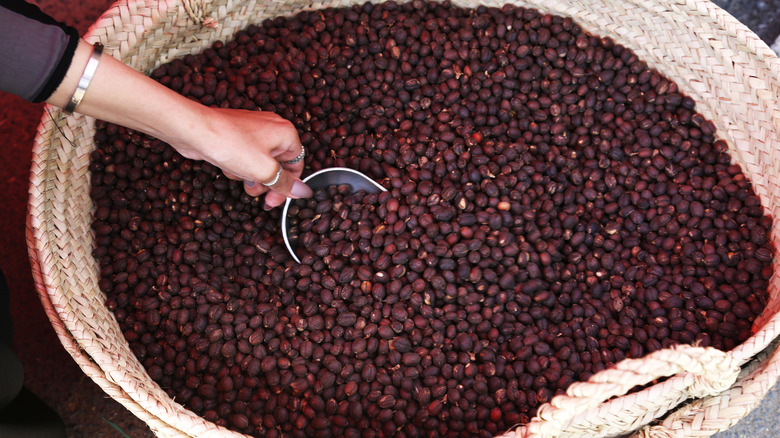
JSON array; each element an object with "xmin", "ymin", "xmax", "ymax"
[{"xmin": 27, "ymin": 0, "xmax": 780, "ymax": 437}]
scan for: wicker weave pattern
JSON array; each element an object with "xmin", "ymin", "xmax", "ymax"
[
  {"xmin": 27, "ymin": 0, "xmax": 780, "ymax": 437},
  {"xmin": 631, "ymin": 339, "xmax": 780, "ymax": 438},
  {"xmin": 511, "ymin": 344, "xmax": 743, "ymax": 437}
]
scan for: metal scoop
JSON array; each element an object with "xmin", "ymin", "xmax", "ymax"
[{"xmin": 282, "ymin": 167, "xmax": 387, "ymax": 263}]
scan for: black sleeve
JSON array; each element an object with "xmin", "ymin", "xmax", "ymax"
[{"xmin": 0, "ymin": 0, "xmax": 80, "ymax": 102}]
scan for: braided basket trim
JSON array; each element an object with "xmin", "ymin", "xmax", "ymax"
[{"xmin": 27, "ymin": 0, "xmax": 780, "ymax": 437}]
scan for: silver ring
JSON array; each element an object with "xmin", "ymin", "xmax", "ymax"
[
  {"xmin": 262, "ymin": 165, "xmax": 283, "ymax": 187},
  {"xmin": 282, "ymin": 146, "xmax": 306, "ymax": 165}
]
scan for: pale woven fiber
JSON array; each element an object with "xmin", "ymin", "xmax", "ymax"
[{"xmin": 27, "ymin": 0, "xmax": 780, "ymax": 437}]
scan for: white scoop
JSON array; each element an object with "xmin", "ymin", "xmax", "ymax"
[{"xmin": 281, "ymin": 167, "xmax": 387, "ymax": 263}]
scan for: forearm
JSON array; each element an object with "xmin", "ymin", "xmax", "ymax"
[
  {"xmin": 2, "ymin": 2, "xmax": 310, "ymax": 206},
  {"xmin": 47, "ymin": 40, "xmax": 204, "ymax": 153},
  {"xmin": 46, "ymin": 39, "xmax": 311, "ymax": 205}
]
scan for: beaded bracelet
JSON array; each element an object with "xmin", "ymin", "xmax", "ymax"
[{"xmin": 63, "ymin": 43, "xmax": 103, "ymax": 113}]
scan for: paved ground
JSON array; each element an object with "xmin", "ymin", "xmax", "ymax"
[{"xmin": 0, "ymin": 1, "xmax": 778, "ymax": 437}]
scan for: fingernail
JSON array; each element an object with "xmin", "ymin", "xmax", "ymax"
[
  {"xmin": 290, "ymin": 180, "xmax": 313, "ymax": 198},
  {"xmin": 263, "ymin": 201, "xmax": 273, "ymax": 211},
  {"xmin": 245, "ymin": 180, "xmax": 256, "ymax": 188}
]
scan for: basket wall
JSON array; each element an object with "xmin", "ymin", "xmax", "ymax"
[{"xmin": 27, "ymin": 0, "xmax": 780, "ymax": 437}]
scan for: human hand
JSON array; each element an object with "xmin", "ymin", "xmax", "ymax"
[
  {"xmin": 170, "ymin": 107, "xmax": 313, "ymax": 209},
  {"xmin": 46, "ymin": 41, "xmax": 311, "ymax": 209}
]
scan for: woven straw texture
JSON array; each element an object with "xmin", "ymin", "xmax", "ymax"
[{"xmin": 27, "ymin": 0, "xmax": 780, "ymax": 437}]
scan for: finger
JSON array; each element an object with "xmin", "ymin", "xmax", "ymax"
[
  {"xmin": 242, "ymin": 146, "xmax": 305, "ymax": 200},
  {"xmin": 275, "ymin": 142, "xmax": 304, "ymax": 163},
  {"xmin": 263, "ymin": 190, "xmax": 287, "ymax": 210},
  {"xmin": 223, "ymin": 171, "xmax": 241, "ymax": 181},
  {"xmin": 243, "ymin": 179, "xmax": 269, "ymax": 198},
  {"xmin": 263, "ymin": 167, "xmax": 313, "ymax": 209},
  {"xmin": 243, "ymin": 162, "xmax": 281, "ymax": 197},
  {"xmin": 276, "ymin": 144, "xmax": 306, "ymax": 178}
]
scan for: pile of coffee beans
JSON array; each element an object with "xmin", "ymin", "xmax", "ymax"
[{"xmin": 89, "ymin": 1, "xmax": 774, "ymax": 437}]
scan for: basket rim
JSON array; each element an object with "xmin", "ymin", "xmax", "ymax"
[{"xmin": 27, "ymin": 0, "xmax": 780, "ymax": 437}]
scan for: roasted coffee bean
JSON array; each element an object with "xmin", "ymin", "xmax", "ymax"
[{"xmin": 337, "ymin": 312, "xmax": 358, "ymax": 327}]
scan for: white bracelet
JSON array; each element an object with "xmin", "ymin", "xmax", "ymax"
[{"xmin": 64, "ymin": 43, "xmax": 103, "ymax": 113}]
